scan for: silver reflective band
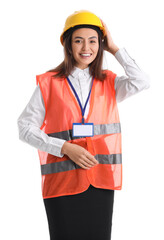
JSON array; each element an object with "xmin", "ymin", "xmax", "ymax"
[
  {"xmin": 48, "ymin": 123, "xmax": 121, "ymax": 140},
  {"xmin": 41, "ymin": 154, "xmax": 122, "ymax": 175},
  {"xmin": 94, "ymin": 123, "xmax": 121, "ymax": 136}
]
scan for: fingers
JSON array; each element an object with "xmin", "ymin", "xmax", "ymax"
[
  {"xmin": 85, "ymin": 151, "xmax": 98, "ymax": 165},
  {"xmin": 66, "ymin": 143, "xmax": 99, "ymax": 170},
  {"xmin": 75, "ymin": 151, "xmax": 99, "ymax": 169},
  {"xmin": 100, "ymin": 19, "xmax": 107, "ymax": 33},
  {"xmin": 80, "ymin": 152, "xmax": 99, "ymax": 169},
  {"xmin": 79, "ymin": 162, "xmax": 90, "ymax": 170},
  {"xmin": 100, "ymin": 19, "xmax": 105, "ymax": 27},
  {"xmin": 82, "ymin": 157, "xmax": 97, "ymax": 168},
  {"xmin": 79, "ymin": 159, "xmax": 98, "ymax": 169}
]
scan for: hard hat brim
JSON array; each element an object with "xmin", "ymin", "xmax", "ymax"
[{"xmin": 60, "ymin": 10, "xmax": 106, "ymax": 45}]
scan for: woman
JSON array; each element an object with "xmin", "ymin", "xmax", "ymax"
[{"xmin": 17, "ymin": 10, "xmax": 150, "ymax": 240}]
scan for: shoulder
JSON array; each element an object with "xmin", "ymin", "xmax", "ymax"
[
  {"xmin": 100, "ymin": 70, "xmax": 117, "ymax": 90},
  {"xmin": 36, "ymin": 71, "xmax": 64, "ymax": 85},
  {"xmin": 36, "ymin": 72, "xmax": 55, "ymax": 84},
  {"xmin": 102, "ymin": 69, "xmax": 117, "ymax": 79}
]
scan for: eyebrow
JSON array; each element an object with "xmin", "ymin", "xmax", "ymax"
[{"xmin": 74, "ymin": 36, "xmax": 98, "ymax": 39}]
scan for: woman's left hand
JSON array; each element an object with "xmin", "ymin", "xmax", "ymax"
[{"xmin": 101, "ymin": 20, "xmax": 119, "ymax": 55}]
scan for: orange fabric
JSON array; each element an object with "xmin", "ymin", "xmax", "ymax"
[{"xmin": 36, "ymin": 70, "xmax": 122, "ymax": 199}]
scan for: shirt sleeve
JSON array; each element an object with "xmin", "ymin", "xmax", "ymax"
[
  {"xmin": 17, "ymin": 84, "xmax": 66, "ymax": 157},
  {"xmin": 114, "ymin": 48, "xmax": 150, "ymax": 103}
]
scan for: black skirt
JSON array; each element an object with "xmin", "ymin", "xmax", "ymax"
[{"xmin": 43, "ymin": 184, "xmax": 114, "ymax": 240}]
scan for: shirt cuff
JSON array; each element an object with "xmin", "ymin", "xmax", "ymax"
[{"xmin": 47, "ymin": 137, "xmax": 66, "ymax": 158}]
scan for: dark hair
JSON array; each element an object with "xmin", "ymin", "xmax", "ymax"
[{"xmin": 47, "ymin": 25, "xmax": 106, "ymax": 81}]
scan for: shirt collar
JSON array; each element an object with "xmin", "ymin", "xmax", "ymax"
[{"xmin": 71, "ymin": 67, "xmax": 90, "ymax": 78}]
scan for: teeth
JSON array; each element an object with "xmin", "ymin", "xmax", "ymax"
[{"xmin": 80, "ymin": 54, "xmax": 91, "ymax": 57}]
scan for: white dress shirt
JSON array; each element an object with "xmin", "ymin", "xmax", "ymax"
[{"xmin": 17, "ymin": 48, "xmax": 150, "ymax": 158}]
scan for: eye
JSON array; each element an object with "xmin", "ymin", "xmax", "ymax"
[
  {"xmin": 90, "ymin": 40, "xmax": 96, "ymax": 44},
  {"xmin": 75, "ymin": 40, "xmax": 82, "ymax": 43}
]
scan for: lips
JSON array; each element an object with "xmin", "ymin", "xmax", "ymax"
[{"xmin": 80, "ymin": 53, "xmax": 92, "ymax": 57}]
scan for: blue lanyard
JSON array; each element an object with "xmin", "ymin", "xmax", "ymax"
[{"xmin": 66, "ymin": 77, "xmax": 94, "ymax": 124}]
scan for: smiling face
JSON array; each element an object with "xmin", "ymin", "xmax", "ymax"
[{"xmin": 71, "ymin": 28, "xmax": 99, "ymax": 69}]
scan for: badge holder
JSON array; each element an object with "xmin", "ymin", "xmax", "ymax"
[
  {"xmin": 67, "ymin": 77, "xmax": 95, "ymax": 138},
  {"xmin": 73, "ymin": 123, "xmax": 94, "ymax": 137}
]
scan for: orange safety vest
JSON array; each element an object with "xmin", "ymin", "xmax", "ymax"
[{"xmin": 36, "ymin": 70, "xmax": 122, "ymax": 199}]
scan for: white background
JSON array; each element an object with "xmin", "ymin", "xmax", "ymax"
[{"xmin": 0, "ymin": 0, "xmax": 164, "ymax": 239}]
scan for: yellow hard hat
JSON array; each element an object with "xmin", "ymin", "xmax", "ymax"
[{"xmin": 60, "ymin": 10, "xmax": 106, "ymax": 45}]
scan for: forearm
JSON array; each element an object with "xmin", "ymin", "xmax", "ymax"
[
  {"xmin": 18, "ymin": 120, "xmax": 66, "ymax": 157},
  {"xmin": 114, "ymin": 48, "xmax": 150, "ymax": 102},
  {"xmin": 109, "ymin": 45, "xmax": 119, "ymax": 55},
  {"xmin": 17, "ymin": 84, "xmax": 66, "ymax": 158}
]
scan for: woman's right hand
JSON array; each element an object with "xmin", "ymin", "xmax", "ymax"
[{"xmin": 61, "ymin": 142, "xmax": 99, "ymax": 169}]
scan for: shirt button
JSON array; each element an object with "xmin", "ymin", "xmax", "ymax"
[{"xmin": 78, "ymin": 72, "xmax": 83, "ymax": 78}]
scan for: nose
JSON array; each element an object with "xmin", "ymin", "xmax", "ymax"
[{"xmin": 82, "ymin": 40, "xmax": 89, "ymax": 51}]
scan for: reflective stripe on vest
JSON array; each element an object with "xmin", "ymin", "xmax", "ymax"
[
  {"xmin": 47, "ymin": 123, "xmax": 121, "ymax": 140},
  {"xmin": 41, "ymin": 153, "xmax": 122, "ymax": 175},
  {"xmin": 41, "ymin": 122, "xmax": 122, "ymax": 175}
]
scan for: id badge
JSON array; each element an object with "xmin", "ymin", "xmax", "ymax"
[{"xmin": 73, "ymin": 123, "xmax": 94, "ymax": 137}]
